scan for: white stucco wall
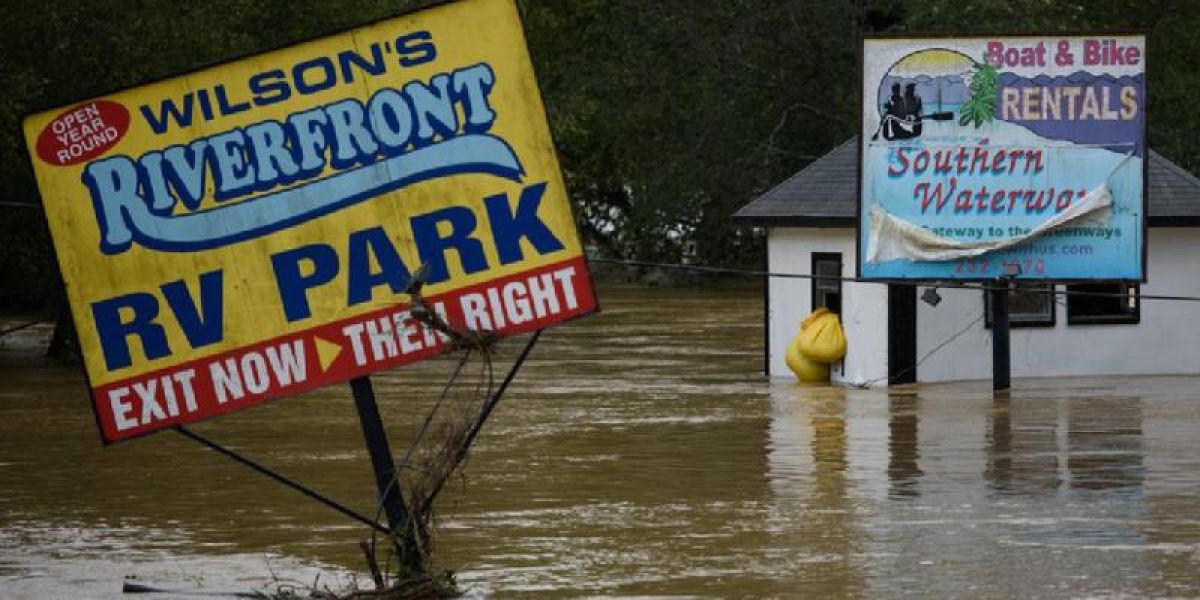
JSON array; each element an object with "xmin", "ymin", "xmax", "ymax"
[
  {"xmin": 767, "ymin": 228, "xmax": 888, "ymax": 384},
  {"xmin": 768, "ymin": 227, "xmax": 1200, "ymax": 383}
]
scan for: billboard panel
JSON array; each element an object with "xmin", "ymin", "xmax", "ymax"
[
  {"xmin": 23, "ymin": 0, "xmax": 597, "ymax": 443},
  {"xmin": 860, "ymin": 35, "xmax": 1146, "ymax": 280}
]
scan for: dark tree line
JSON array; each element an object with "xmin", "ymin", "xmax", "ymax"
[{"xmin": 1, "ymin": 0, "xmax": 1196, "ymax": 310}]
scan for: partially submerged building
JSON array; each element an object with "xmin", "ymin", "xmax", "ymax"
[{"xmin": 734, "ymin": 136, "xmax": 1200, "ymax": 385}]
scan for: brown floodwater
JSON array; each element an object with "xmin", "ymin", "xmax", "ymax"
[{"xmin": 3, "ymin": 281, "xmax": 1200, "ymax": 598}]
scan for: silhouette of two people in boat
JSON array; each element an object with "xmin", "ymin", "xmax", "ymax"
[{"xmin": 878, "ymin": 83, "xmax": 923, "ymax": 140}]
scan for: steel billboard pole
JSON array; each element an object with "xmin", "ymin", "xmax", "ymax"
[{"xmin": 991, "ymin": 279, "xmax": 1011, "ymax": 391}]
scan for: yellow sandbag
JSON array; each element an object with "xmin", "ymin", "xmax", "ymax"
[
  {"xmin": 786, "ymin": 334, "xmax": 830, "ymax": 382},
  {"xmin": 801, "ymin": 307, "xmax": 832, "ymax": 330},
  {"xmin": 797, "ymin": 308, "xmax": 847, "ymax": 363}
]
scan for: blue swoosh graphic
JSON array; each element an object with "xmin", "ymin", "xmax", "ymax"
[{"xmin": 114, "ymin": 134, "xmax": 523, "ymax": 253}]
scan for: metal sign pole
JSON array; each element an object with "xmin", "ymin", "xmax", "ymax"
[
  {"xmin": 349, "ymin": 376, "xmax": 417, "ymax": 568},
  {"xmin": 991, "ymin": 282, "xmax": 1011, "ymax": 391}
]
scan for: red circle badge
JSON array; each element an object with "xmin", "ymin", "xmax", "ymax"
[{"xmin": 35, "ymin": 100, "xmax": 131, "ymax": 167}]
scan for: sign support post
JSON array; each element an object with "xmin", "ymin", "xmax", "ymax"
[
  {"xmin": 990, "ymin": 282, "xmax": 1011, "ymax": 391},
  {"xmin": 349, "ymin": 376, "xmax": 419, "ymax": 569}
]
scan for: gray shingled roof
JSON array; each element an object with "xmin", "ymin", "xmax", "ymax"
[
  {"xmin": 1149, "ymin": 148, "xmax": 1200, "ymax": 222},
  {"xmin": 734, "ymin": 136, "xmax": 1200, "ymax": 226}
]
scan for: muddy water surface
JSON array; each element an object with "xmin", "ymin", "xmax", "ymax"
[{"xmin": 3, "ymin": 282, "xmax": 1200, "ymax": 598}]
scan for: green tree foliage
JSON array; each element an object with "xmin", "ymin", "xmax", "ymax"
[
  {"xmin": 1, "ymin": 0, "xmax": 1197, "ymax": 309},
  {"xmin": 522, "ymin": 0, "xmax": 865, "ymax": 267}
]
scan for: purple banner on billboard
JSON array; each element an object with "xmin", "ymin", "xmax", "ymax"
[{"xmin": 997, "ymin": 72, "xmax": 1145, "ymax": 156}]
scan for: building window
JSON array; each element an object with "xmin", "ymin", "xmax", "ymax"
[
  {"xmin": 812, "ymin": 252, "xmax": 842, "ymax": 314},
  {"xmin": 1067, "ymin": 283, "xmax": 1140, "ymax": 324},
  {"xmin": 985, "ymin": 283, "xmax": 1055, "ymax": 328}
]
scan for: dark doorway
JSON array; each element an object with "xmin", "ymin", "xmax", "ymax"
[
  {"xmin": 888, "ymin": 284, "xmax": 917, "ymax": 384},
  {"xmin": 812, "ymin": 253, "xmax": 843, "ymax": 314}
]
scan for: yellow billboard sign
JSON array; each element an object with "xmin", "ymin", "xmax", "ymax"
[{"xmin": 23, "ymin": 0, "xmax": 597, "ymax": 443}]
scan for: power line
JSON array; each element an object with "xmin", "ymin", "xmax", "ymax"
[
  {"xmin": 0, "ymin": 201, "xmax": 41, "ymax": 210},
  {"xmin": 0, "ymin": 318, "xmax": 51, "ymax": 338},
  {"xmin": 853, "ymin": 311, "xmax": 986, "ymax": 389},
  {"xmin": 0, "ymin": 199, "xmax": 1180, "ymax": 303},
  {"xmin": 591, "ymin": 257, "xmax": 1200, "ymax": 303}
]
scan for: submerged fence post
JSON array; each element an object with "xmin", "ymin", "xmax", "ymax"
[{"xmin": 991, "ymin": 282, "xmax": 1011, "ymax": 391}]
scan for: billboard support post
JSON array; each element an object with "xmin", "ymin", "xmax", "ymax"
[
  {"xmin": 349, "ymin": 376, "xmax": 419, "ymax": 571},
  {"xmin": 991, "ymin": 283, "xmax": 1011, "ymax": 391}
]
